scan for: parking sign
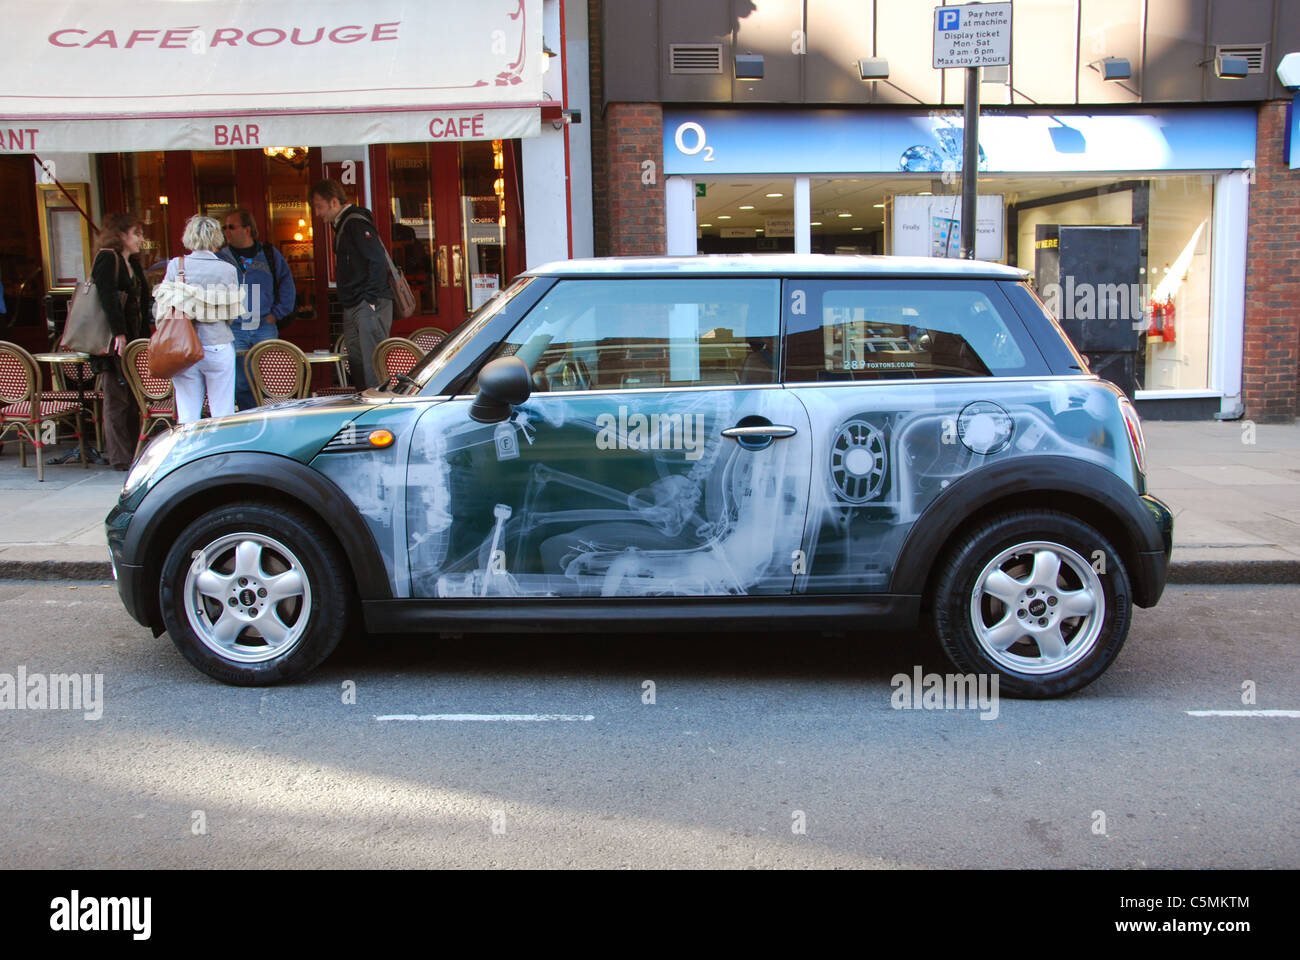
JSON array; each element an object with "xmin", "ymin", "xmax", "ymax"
[{"xmin": 933, "ymin": 3, "xmax": 1013, "ymax": 69}]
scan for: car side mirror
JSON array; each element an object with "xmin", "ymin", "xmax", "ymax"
[{"xmin": 469, "ymin": 356, "xmax": 532, "ymax": 423}]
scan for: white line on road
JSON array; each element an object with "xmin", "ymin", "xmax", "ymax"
[
  {"xmin": 374, "ymin": 713, "xmax": 595, "ymax": 722},
  {"xmin": 1186, "ymin": 710, "xmax": 1300, "ymax": 718}
]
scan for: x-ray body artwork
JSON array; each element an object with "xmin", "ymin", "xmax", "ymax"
[{"xmin": 389, "ymin": 378, "xmax": 1132, "ymax": 601}]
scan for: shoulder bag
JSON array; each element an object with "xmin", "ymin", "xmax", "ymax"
[
  {"xmin": 59, "ymin": 250, "xmax": 120, "ymax": 355},
  {"xmin": 148, "ymin": 254, "xmax": 204, "ymax": 379}
]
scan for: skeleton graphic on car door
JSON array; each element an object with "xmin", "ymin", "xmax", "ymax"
[{"xmin": 404, "ymin": 277, "xmax": 813, "ymax": 598}]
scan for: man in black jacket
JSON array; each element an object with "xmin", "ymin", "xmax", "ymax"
[{"xmin": 310, "ymin": 179, "xmax": 393, "ymax": 389}]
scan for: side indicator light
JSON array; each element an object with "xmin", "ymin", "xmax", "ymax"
[{"xmin": 368, "ymin": 429, "xmax": 395, "ymax": 448}]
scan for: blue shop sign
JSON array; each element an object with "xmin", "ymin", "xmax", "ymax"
[{"xmin": 663, "ymin": 108, "xmax": 1258, "ymax": 176}]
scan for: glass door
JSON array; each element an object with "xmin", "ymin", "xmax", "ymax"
[
  {"xmin": 262, "ymin": 149, "xmax": 316, "ymax": 322},
  {"xmin": 459, "ymin": 139, "xmax": 510, "ymax": 312},
  {"xmin": 387, "ymin": 143, "xmax": 456, "ymax": 323}
]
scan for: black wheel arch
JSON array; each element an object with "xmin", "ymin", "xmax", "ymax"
[
  {"xmin": 121, "ymin": 452, "xmax": 391, "ymax": 633},
  {"xmin": 891, "ymin": 456, "xmax": 1169, "ymax": 609}
]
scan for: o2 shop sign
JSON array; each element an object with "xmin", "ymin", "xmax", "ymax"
[{"xmin": 673, "ymin": 121, "xmax": 715, "ymax": 163}]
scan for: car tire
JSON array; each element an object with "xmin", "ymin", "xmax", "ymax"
[
  {"xmin": 159, "ymin": 501, "xmax": 352, "ymax": 685},
  {"xmin": 931, "ymin": 510, "xmax": 1132, "ymax": 699}
]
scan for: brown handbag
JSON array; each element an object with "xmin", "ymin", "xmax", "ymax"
[
  {"xmin": 379, "ymin": 244, "xmax": 417, "ymax": 319},
  {"xmin": 148, "ymin": 254, "xmax": 204, "ymax": 379}
]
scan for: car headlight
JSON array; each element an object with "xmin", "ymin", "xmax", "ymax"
[{"xmin": 122, "ymin": 429, "xmax": 180, "ymax": 497}]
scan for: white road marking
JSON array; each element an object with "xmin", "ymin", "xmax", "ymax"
[
  {"xmin": 1186, "ymin": 710, "xmax": 1300, "ymax": 718},
  {"xmin": 375, "ymin": 713, "xmax": 595, "ymax": 722}
]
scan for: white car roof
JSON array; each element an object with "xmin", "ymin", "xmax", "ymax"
[{"xmin": 526, "ymin": 254, "xmax": 1028, "ymax": 280}]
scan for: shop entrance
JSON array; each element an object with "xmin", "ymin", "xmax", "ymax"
[{"xmin": 98, "ymin": 139, "xmax": 523, "ymax": 349}]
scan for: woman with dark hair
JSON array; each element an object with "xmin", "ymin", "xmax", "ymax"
[{"xmin": 91, "ymin": 213, "xmax": 153, "ymax": 470}]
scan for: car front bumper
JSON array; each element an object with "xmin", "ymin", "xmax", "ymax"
[{"xmin": 107, "ymin": 498, "xmax": 158, "ymax": 633}]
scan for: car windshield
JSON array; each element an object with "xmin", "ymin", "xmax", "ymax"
[{"xmin": 394, "ymin": 277, "xmax": 536, "ymax": 394}]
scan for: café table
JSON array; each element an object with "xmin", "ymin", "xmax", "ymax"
[
  {"xmin": 32, "ymin": 351, "xmax": 106, "ymax": 465},
  {"xmin": 303, "ymin": 351, "xmax": 347, "ymax": 394}
]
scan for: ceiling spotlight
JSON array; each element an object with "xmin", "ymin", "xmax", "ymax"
[
  {"xmin": 838, "ymin": 212, "xmax": 852, "ymax": 218},
  {"xmin": 717, "ymin": 215, "xmax": 732, "ymax": 220},
  {"xmin": 765, "ymin": 192, "xmax": 784, "ymax": 198},
  {"xmin": 739, "ymin": 205, "xmax": 755, "ymax": 210}
]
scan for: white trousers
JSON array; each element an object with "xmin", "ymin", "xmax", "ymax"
[{"xmin": 173, "ymin": 343, "xmax": 236, "ymax": 424}]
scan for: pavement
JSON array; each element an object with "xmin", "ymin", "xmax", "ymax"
[{"xmin": 0, "ymin": 419, "xmax": 1297, "ymax": 584}]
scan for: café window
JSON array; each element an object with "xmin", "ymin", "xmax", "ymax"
[
  {"xmin": 118, "ymin": 152, "xmax": 172, "ymax": 273},
  {"xmin": 262, "ymin": 148, "xmax": 316, "ymax": 321},
  {"xmin": 387, "ymin": 143, "xmax": 438, "ymax": 317},
  {"xmin": 193, "ymin": 150, "xmax": 238, "ymax": 222}
]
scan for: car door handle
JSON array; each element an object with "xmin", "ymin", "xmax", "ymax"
[{"xmin": 721, "ymin": 424, "xmax": 797, "ymax": 439}]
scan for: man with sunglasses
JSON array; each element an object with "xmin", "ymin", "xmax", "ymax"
[{"xmin": 218, "ymin": 208, "xmax": 296, "ymax": 410}]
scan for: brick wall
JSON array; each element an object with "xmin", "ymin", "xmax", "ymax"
[
  {"xmin": 1243, "ymin": 100, "xmax": 1300, "ymax": 422},
  {"xmin": 604, "ymin": 102, "xmax": 666, "ymax": 256},
  {"xmin": 587, "ymin": 4, "xmax": 667, "ymax": 257},
  {"xmin": 587, "ymin": 0, "xmax": 610, "ymax": 257}
]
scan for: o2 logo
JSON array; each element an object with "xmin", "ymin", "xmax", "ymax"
[{"xmin": 674, "ymin": 122, "xmax": 714, "ymax": 162}]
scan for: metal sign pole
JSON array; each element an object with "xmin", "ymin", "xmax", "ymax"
[{"xmin": 961, "ymin": 66, "xmax": 979, "ymax": 259}]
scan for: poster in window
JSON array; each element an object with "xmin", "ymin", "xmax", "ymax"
[{"xmin": 35, "ymin": 184, "xmax": 93, "ymax": 294}]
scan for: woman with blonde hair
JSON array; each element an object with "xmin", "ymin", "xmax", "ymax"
[{"xmin": 153, "ymin": 215, "xmax": 244, "ymax": 423}]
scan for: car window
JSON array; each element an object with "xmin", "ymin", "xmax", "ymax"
[
  {"xmin": 784, "ymin": 280, "xmax": 1034, "ymax": 382},
  {"xmin": 482, "ymin": 278, "xmax": 781, "ymax": 391}
]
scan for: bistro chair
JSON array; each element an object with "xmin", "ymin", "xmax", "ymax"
[
  {"xmin": 372, "ymin": 337, "xmax": 423, "ymax": 386},
  {"xmin": 409, "ymin": 326, "xmax": 446, "ymax": 355},
  {"xmin": 312, "ymin": 333, "xmax": 356, "ymax": 397},
  {"xmin": 122, "ymin": 338, "xmax": 176, "ymax": 458},
  {"xmin": 48, "ymin": 353, "xmax": 105, "ymax": 451},
  {"xmin": 0, "ymin": 340, "xmax": 87, "ymax": 481},
  {"xmin": 245, "ymin": 338, "xmax": 309, "ymax": 406}
]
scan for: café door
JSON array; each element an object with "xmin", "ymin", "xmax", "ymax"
[{"xmin": 377, "ymin": 140, "xmax": 519, "ymax": 333}]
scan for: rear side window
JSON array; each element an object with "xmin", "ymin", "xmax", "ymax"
[
  {"xmin": 485, "ymin": 278, "xmax": 781, "ymax": 391},
  {"xmin": 783, "ymin": 279, "xmax": 1045, "ymax": 382}
]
